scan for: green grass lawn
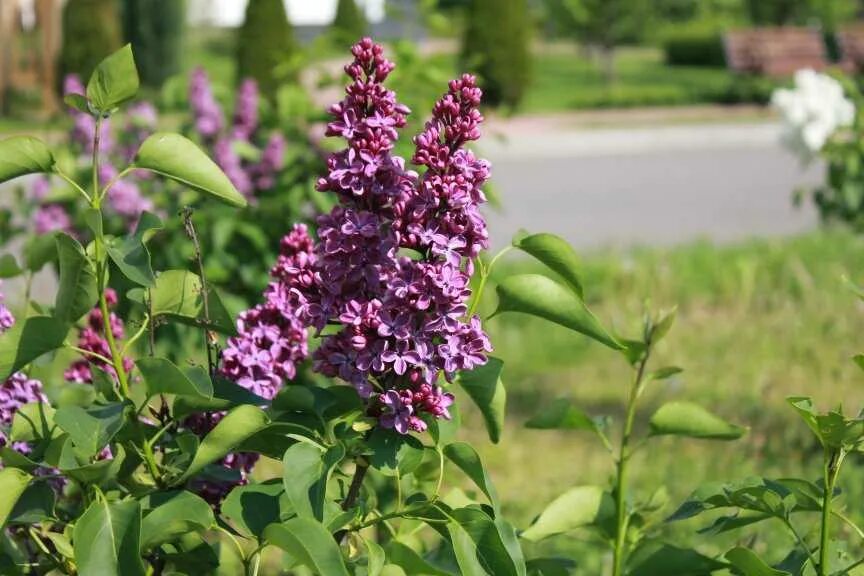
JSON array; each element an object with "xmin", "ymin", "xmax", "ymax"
[{"xmin": 462, "ymin": 230, "xmax": 864, "ymax": 573}]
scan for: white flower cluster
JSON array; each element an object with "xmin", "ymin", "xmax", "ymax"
[{"xmin": 772, "ymin": 69, "xmax": 855, "ymax": 162}]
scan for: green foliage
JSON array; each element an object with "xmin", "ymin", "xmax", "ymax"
[
  {"xmin": 331, "ymin": 0, "xmax": 368, "ymax": 46},
  {"xmin": 662, "ymin": 28, "xmax": 726, "ymax": 68},
  {"xmin": 59, "ymin": 0, "xmax": 123, "ymax": 84},
  {"xmin": 236, "ymin": 0, "xmax": 296, "ymax": 101},
  {"xmin": 461, "ymin": 0, "xmax": 532, "ymax": 108},
  {"xmin": 121, "ymin": 0, "xmax": 185, "ymax": 88}
]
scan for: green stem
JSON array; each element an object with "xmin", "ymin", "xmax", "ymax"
[
  {"xmin": 467, "ymin": 245, "xmax": 512, "ymax": 317},
  {"xmin": 88, "ymin": 115, "xmax": 162, "ymax": 487},
  {"xmin": 121, "ymin": 314, "xmax": 150, "ymax": 357},
  {"xmin": 65, "ymin": 344, "xmax": 114, "ymax": 367},
  {"xmin": 54, "ymin": 166, "xmax": 91, "ymax": 203},
  {"xmin": 819, "ymin": 449, "xmax": 844, "ymax": 576},
  {"xmin": 612, "ymin": 341, "xmax": 652, "ymax": 576}
]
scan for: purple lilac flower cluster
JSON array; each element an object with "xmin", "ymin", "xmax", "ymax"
[
  {"xmin": 189, "ymin": 224, "xmax": 315, "ymax": 505},
  {"xmin": 64, "ymin": 289, "xmax": 134, "ymax": 384},
  {"xmin": 188, "ymin": 68, "xmax": 286, "ymax": 200},
  {"xmin": 0, "ymin": 281, "xmax": 48, "ymax": 458},
  {"xmin": 291, "ymin": 38, "xmax": 491, "ymax": 434},
  {"xmin": 219, "ymin": 223, "xmax": 315, "ymax": 399}
]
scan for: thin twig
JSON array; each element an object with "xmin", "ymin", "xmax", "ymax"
[{"xmin": 181, "ymin": 207, "xmax": 218, "ymax": 376}]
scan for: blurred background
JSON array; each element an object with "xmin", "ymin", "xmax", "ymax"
[{"xmin": 5, "ymin": 0, "xmax": 864, "ymax": 572}]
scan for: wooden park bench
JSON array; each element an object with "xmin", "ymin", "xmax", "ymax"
[
  {"xmin": 724, "ymin": 27, "xmax": 828, "ymax": 76},
  {"xmin": 838, "ymin": 25, "xmax": 864, "ymax": 73}
]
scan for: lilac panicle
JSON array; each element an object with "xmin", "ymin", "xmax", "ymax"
[
  {"xmin": 232, "ymin": 78, "xmax": 260, "ymax": 141},
  {"xmin": 285, "ymin": 38, "xmax": 492, "ymax": 434},
  {"xmin": 201, "ymin": 225, "xmax": 316, "ymax": 504},
  {"xmin": 64, "ymin": 289, "xmax": 133, "ymax": 385},
  {"xmin": 0, "ymin": 282, "xmax": 48, "ymax": 458},
  {"xmin": 190, "ymin": 67, "xmax": 225, "ymax": 141}
]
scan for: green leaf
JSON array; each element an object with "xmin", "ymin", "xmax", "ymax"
[
  {"xmin": 649, "ymin": 402, "xmax": 746, "ymax": 441},
  {"xmin": 105, "ymin": 211, "xmax": 162, "ymax": 286},
  {"xmin": 513, "ymin": 232, "xmax": 583, "ymax": 297},
  {"xmin": 140, "ymin": 491, "xmax": 214, "ymax": 550},
  {"xmin": 359, "ymin": 535, "xmax": 386, "ymax": 576},
  {"xmin": 0, "ymin": 316, "xmax": 68, "ymax": 380},
  {"xmin": 54, "ymin": 234, "xmax": 98, "ymax": 324},
  {"xmin": 0, "ymin": 468, "xmax": 32, "ymax": 529},
  {"xmin": 0, "ymin": 136, "xmax": 54, "ymax": 184},
  {"xmin": 54, "ymin": 403, "xmax": 126, "ymax": 456},
  {"xmin": 127, "ymin": 270, "xmax": 235, "ymax": 334},
  {"xmin": 73, "ymin": 499, "xmax": 145, "ymax": 576},
  {"xmin": 171, "ymin": 375, "xmax": 268, "ymax": 419},
  {"xmin": 520, "ymin": 486, "xmax": 614, "ymax": 542},
  {"xmin": 9, "ymin": 402, "xmax": 56, "ymax": 443},
  {"xmin": 384, "ymin": 541, "xmax": 454, "ymax": 576},
  {"xmin": 134, "ymin": 133, "xmax": 247, "ymax": 207},
  {"xmin": 177, "ymin": 405, "xmax": 269, "ymax": 483},
  {"xmin": 787, "ymin": 396, "xmax": 864, "ymax": 450},
  {"xmin": 368, "ymin": 429, "xmax": 425, "ymax": 477},
  {"xmin": 0, "ymin": 254, "xmax": 22, "ymax": 279},
  {"xmin": 458, "ymin": 357, "xmax": 506, "ymax": 444},
  {"xmin": 494, "ymin": 274, "xmax": 622, "ymax": 350},
  {"xmin": 7, "ymin": 483, "xmax": 56, "ymax": 524},
  {"xmin": 64, "ymin": 93, "xmax": 90, "ymax": 114},
  {"xmin": 136, "ymin": 358, "xmax": 214, "ymax": 399},
  {"xmin": 446, "ymin": 520, "xmax": 490, "ymax": 576},
  {"xmin": 86, "ymin": 44, "xmax": 139, "ymax": 113},
  {"xmin": 649, "ymin": 366, "xmax": 683, "ymax": 381},
  {"xmin": 525, "ymin": 558, "xmax": 577, "ymax": 576},
  {"xmin": 263, "ymin": 519, "xmax": 350, "ymax": 576},
  {"xmin": 450, "ymin": 507, "xmax": 526, "ymax": 576},
  {"xmin": 25, "ymin": 232, "xmax": 59, "ymax": 272},
  {"xmin": 725, "ymin": 547, "xmax": 790, "ymax": 576},
  {"xmin": 627, "ymin": 542, "xmax": 727, "ymax": 576},
  {"xmin": 222, "ymin": 480, "xmax": 291, "ymax": 539},
  {"xmin": 443, "ymin": 443, "xmax": 499, "ymax": 512},
  {"xmin": 525, "ymin": 398, "xmax": 609, "ymax": 445},
  {"xmin": 282, "ymin": 441, "xmax": 345, "ymax": 521}
]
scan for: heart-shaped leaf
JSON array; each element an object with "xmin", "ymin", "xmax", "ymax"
[
  {"xmin": 458, "ymin": 357, "xmax": 506, "ymax": 444},
  {"xmin": 443, "ymin": 442, "xmax": 499, "ymax": 512},
  {"xmin": 140, "ymin": 491, "xmax": 214, "ymax": 550},
  {"xmin": 0, "ymin": 468, "xmax": 32, "ymax": 529},
  {"xmin": 725, "ymin": 547, "xmax": 790, "ymax": 576},
  {"xmin": 176, "ymin": 405, "xmax": 269, "ymax": 483},
  {"xmin": 513, "ymin": 232, "xmax": 583, "ymax": 297},
  {"xmin": 282, "ymin": 441, "xmax": 345, "ymax": 521},
  {"xmin": 263, "ymin": 519, "xmax": 350, "ymax": 576},
  {"xmin": 134, "ymin": 133, "xmax": 246, "ymax": 207},
  {"xmin": 649, "ymin": 402, "xmax": 746, "ymax": 441},
  {"xmin": 0, "ymin": 136, "xmax": 54, "ymax": 184},
  {"xmin": 86, "ymin": 44, "xmax": 139, "ymax": 113},
  {"xmin": 54, "ymin": 402, "xmax": 127, "ymax": 456},
  {"xmin": 521, "ymin": 485, "xmax": 614, "ymax": 542},
  {"xmin": 222, "ymin": 480, "xmax": 292, "ymax": 538},
  {"xmin": 494, "ymin": 274, "xmax": 622, "ymax": 350},
  {"xmin": 54, "ymin": 234, "xmax": 98, "ymax": 324},
  {"xmin": 0, "ymin": 316, "xmax": 68, "ymax": 380},
  {"xmin": 105, "ymin": 211, "xmax": 162, "ymax": 286},
  {"xmin": 73, "ymin": 499, "xmax": 145, "ymax": 576},
  {"xmin": 136, "ymin": 358, "xmax": 214, "ymax": 400}
]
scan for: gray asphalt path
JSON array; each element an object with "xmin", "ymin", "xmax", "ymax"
[{"xmin": 480, "ymin": 122, "xmax": 823, "ymax": 250}]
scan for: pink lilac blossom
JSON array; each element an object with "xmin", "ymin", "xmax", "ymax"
[
  {"xmin": 64, "ymin": 289, "xmax": 134, "ymax": 384},
  {"xmin": 189, "ymin": 67, "xmax": 224, "ymax": 141},
  {"xmin": 34, "ymin": 204, "xmax": 73, "ymax": 234},
  {"xmin": 287, "ymin": 38, "xmax": 492, "ymax": 434},
  {"xmin": 99, "ymin": 164, "xmax": 154, "ymax": 221},
  {"xmin": 232, "ymin": 79, "xmax": 260, "ymax": 141},
  {"xmin": 188, "ymin": 70, "xmax": 283, "ymax": 198},
  {"xmin": 0, "ymin": 283, "xmax": 49, "ymax": 463}
]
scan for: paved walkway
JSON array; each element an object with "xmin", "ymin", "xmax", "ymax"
[{"xmin": 479, "ymin": 120, "xmax": 822, "ymax": 250}]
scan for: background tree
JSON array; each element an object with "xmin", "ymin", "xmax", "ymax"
[
  {"xmin": 461, "ymin": 0, "xmax": 532, "ymax": 109},
  {"xmin": 236, "ymin": 0, "xmax": 295, "ymax": 101},
  {"xmin": 559, "ymin": 0, "xmax": 652, "ymax": 84},
  {"xmin": 331, "ymin": 0, "xmax": 368, "ymax": 46},
  {"xmin": 59, "ymin": 0, "xmax": 122, "ymax": 83},
  {"xmin": 121, "ymin": 0, "xmax": 185, "ymax": 88}
]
